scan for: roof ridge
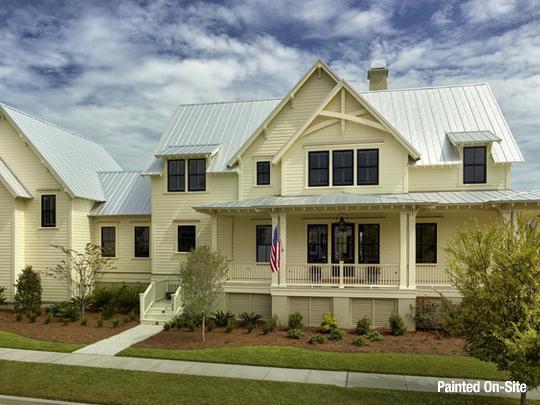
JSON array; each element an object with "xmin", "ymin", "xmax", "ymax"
[
  {"xmin": 0, "ymin": 102, "xmax": 100, "ymax": 145},
  {"xmin": 174, "ymin": 97, "xmax": 282, "ymax": 108},
  {"xmin": 359, "ymin": 82, "xmax": 489, "ymax": 94}
]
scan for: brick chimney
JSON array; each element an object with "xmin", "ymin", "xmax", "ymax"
[{"xmin": 367, "ymin": 60, "xmax": 388, "ymax": 91}]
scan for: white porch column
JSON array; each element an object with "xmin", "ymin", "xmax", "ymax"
[
  {"xmin": 278, "ymin": 213, "xmax": 287, "ymax": 287},
  {"xmin": 271, "ymin": 213, "xmax": 279, "ymax": 287},
  {"xmin": 399, "ymin": 211, "xmax": 408, "ymax": 289},
  {"xmin": 408, "ymin": 209, "xmax": 417, "ymax": 289},
  {"xmin": 210, "ymin": 214, "xmax": 218, "ymax": 252}
]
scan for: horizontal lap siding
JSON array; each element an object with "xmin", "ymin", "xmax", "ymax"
[
  {"xmin": 227, "ymin": 293, "xmax": 271, "ymax": 319},
  {"xmin": 0, "ymin": 183, "xmax": 13, "ymax": 300}
]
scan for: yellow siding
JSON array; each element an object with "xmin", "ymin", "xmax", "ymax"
[
  {"xmin": 231, "ymin": 216, "xmax": 271, "ymax": 262},
  {"xmin": 13, "ymin": 200, "xmax": 26, "ymax": 293},
  {"xmin": 0, "ymin": 182, "xmax": 14, "ymax": 300},
  {"xmin": 71, "ymin": 198, "xmax": 94, "ymax": 252}
]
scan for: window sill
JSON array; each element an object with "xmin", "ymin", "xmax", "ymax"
[
  {"xmin": 132, "ymin": 257, "xmax": 151, "ymax": 260},
  {"xmin": 37, "ymin": 227, "xmax": 59, "ymax": 230},
  {"xmin": 102, "ymin": 257, "xmax": 118, "ymax": 260},
  {"xmin": 174, "ymin": 251, "xmax": 190, "ymax": 255},
  {"xmin": 254, "ymin": 184, "xmax": 272, "ymax": 188},
  {"xmin": 163, "ymin": 191, "xmax": 209, "ymax": 195}
]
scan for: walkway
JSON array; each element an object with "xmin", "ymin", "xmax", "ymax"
[
  {"xmin": 74, "ymin": 324, "xmax": 163, "ymax": 356},
  {"xmin": 0, "ymin": 347, "xmax": 538, "ymax": 400},
  {"xmin": 0, "ymin": 395, "xmax": 90, "ymax": 405}
]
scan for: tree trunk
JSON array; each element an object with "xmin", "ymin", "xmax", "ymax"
[
  {"xmin": 202, "ymin": 316, "xmax": 206, "ymax": 342},
  {"xmin": 521, "ymin": 391, "xmax": 526, "ymax": 405}
]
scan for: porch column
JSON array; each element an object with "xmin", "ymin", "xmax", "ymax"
[
  {"xmin": 408, "ymin": 209, "xmax": 417, "ymax": 289},
  {"xmin": 279, "ymin": 213, "xmax": 287, "ymax": 287},
  {"xmin": 399, "ymin": 211, "xmax": 407, "ymax": 289},
  {"xmin": 210, "ymin": 214, "xmax": 218, "ymax": 252},
  {"xmin": 271, "ymin": 213, "xmax": 279, "ymax": 287}
]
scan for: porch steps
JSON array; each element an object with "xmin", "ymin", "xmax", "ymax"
[{"xmin": 141, "ymin": 299, "xmax": 174, "ymax": 325}]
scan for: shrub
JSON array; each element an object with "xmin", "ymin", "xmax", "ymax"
[
  {"xmin": 44, "ymin": 312, "xmax": 53, "ymax": 324},
  {"xmin": 0, "ymin": 286, "xmax": 6, "ymax": 305},
  {"xmin": 224, "ymin": 319, "xmax": 234, "ymax": 333},
  {"xmin": 412, "ymin": 297, "xmax": 443, "ymax": 331},
  {"xmin": 14, "ymin": 266, "xmax": 42, "ymax": 318},
  {"xmin": 440, "ymin": 298, "xmax": 463, "ymax": 336},
  {"xmin": 127, "ymin": 310, "xmax": 137, "ymax": 322},
  {"xmin": 328, "ymin": 327, "xmax": 345, "ymax": 341},
  {"xmin": 112, "ymin": 319, "xmax": 120, "ymax": 328},
  {"xmin": 308, "ymin": 334, "xmax": 325, "ymax": 344},
  {"xmin": 163, "ymin": 321, "xmax": 171, "ymax": 331},
  {"xmin": 46, "ymin": 303, "xmax": 62, "ymax": 316},
  {"xmin": 355, "ymin": 316, "xmax": 371, "ymax": 335},
  {"xmin": 366, "ymin": 330, "xmax": 383, "ymax": 342},
  {"xmin": 206, "ymin": 321, "xmax": 216, "ymax": 332},
  {"xmin": 238, "ymin": 312, "xmax": 263, "ymax": 333},
  {"xmin": 211, "ymin": 310, "xmax": 235, "ymax": 327},
  {"xmin": 100, "ymin": 303, "xmax": 115, "ymax": 321},
  {"xmin": 320, "ymin": 312, "xmax": 338, "ymax": 333},
  {"xmin": 59, "ymin": 302, "xmax": 80, "ymax": 323},
  {"xmin": 80, "ymin": 318, "xmax": 88, "ymax": 326},
  {"xmin": 287, "ymin": 312, "xmax": 304, "ymax": 330},
  {"xmin": 389, "ymin": 312, "xmax": 407, "ymax": 336},
  {"xmin": 122, "ymin": 316, "xmax": 130, "ymax": 324},
  {"xmin": 262, "ymin": 315, "xmax": 278, "ymax": 335},
  {"xmin": 90, "ymin": 285, "xmax": 119, "ymax": 312},
  {"xmin": 117, "ymin": 285, "xmax": 142, "ymax": 313},
  {"xmin": 287, "ymin": 328, "xmax": 304, "ymax": 339},
  {"xmin": 352, "ymin": 336, "xmax": 369, "ymax": 347},
  {"xmin": 96, "ymin": 318, "xmax": 103, "ymax": 327},
  {"xmin": 15, "ymin": 313, "xmax": 22, "ymax": 322},
  {"xmin": 26, "ymin": 310, "xmax": 37, "ymax": 323}
]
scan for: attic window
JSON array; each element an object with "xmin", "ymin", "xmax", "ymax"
[
  {"xmin": 463, "ymin": 146, "xmax": 486, "ymax": 184},
  {"xmin": 41, "ymin": 195, "xmax": 56, "ymax": 227}
]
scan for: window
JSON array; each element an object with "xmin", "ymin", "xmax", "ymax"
[
  {"xmin": 308, "ymin": 151, "xmax": 329, "ymax": 187},
  {"xmin": 359, "ymin": 224, "xmax": 380, "ymax": 264},
  {"xmin": 188, "ymin": 159, "xmax": 206, "ymax": 191},
  {"xmin": 134, "ymin": 226, "xmax": 150, "ymax": 258},
  {"xmin": 177, "ymin": 225, "xmax": 196, "ymax": 252},
  {"xmin": 256, "ymin": 225, "xmax": 272, "ymax": 262},
  {"xmin": 168, "ymin": 159, "xmax": 185, "ymax": 192},
  {"xmin": 256, "ymin": 161, "xmax": 271, "ymax": 185},
  {"xmin": 332, "ymin": 150, "xmax": 353, "ymax": 186},
  {"xmin": 307, "ymin": 225, "xmax": 328, "ymax": 263},
  {"xmin": 332, "ymin": 222, "xmax": 354, "ymax": 263},
  {"xmin": 41, "ymin": 195, "xmax": 56, "ymax": 228},
  {"xmin": 357, "ymin": 149, "xmax": 379, "ymax": 185},
  {"xmin": 101, "ymin": 227, "xmax": 116, "ymax": 257},
  {"xmin": 463, "ymin": 146, "xmax": 486, "ymax": 184},
  {"xmin": 416, "ymin": 223, "xmax": 437, "ymax": 264}
]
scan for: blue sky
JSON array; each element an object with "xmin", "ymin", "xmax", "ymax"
[{"xmin": 0, "ymin": 0, "xmax": 539, "ymax": 188}]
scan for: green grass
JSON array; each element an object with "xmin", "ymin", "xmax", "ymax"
[
  {"xmin": 120, "ymin": 345, "xmax": 509, "ymax": 381},
  {"xmin": 0, "ymin": 360, "xmax": 528, "ymax": 405},
  {"xmin": 0, "ymin": 331, "xmax": 83, "ymax": 353}
]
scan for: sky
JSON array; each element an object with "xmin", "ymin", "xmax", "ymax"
[{"xmin": 0, "ymin": 0, "xmax": 539, "ymax": 189}]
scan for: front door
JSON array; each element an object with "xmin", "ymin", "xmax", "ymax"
[{"xmin": 332, "ymin": 222, "xmax": 354, "ymax": 276}]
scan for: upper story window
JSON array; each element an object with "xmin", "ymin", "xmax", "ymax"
[
  {"xmin": 463, "ymin": 146, "xmax": 486, "ymax": 184},
  {"xmin": 101, "ymin": 226, "xmax": 116, "ymax": 258},
  {"xmin": 332, "ymin": 150, "xmax": 353, "ymax": 186},
  {"xmin": 357, "ymin": 149, "xmax": 379, "ymax": 185},
  {"xmin": 308, "ymin": 151, "xmax": 329, "ymax": 187},
  {"xmin": 178, "ymin": 225, "xmax": 196, "ymax": 252},
  {"xmin": 307, "ymin": 224, "xmax": 328, "ymax": 263},
  {"xmin": 416, "ymin": 223, "xmax": 437, "ymax": 264},
  {"xmin": 256, "ymin": 225, "xmax": 272, "ymax": 262},
  {"xmin": 256, "ymin": 161, "xmax": 271, "ymax": 185},
  {"xmin": 134, "ymin": 226, "xmax": 150, "ymax": 258},
  {"xmin": 168, "ymin": 159, "xmax": 185, "ymax": 192},
  {"xmin": 41, "ymin": 195, "xmax": 56, "ymax": 228},
  {"xmin": 188, "ymin": 159, "xmax": 206, "ymax": 191}
]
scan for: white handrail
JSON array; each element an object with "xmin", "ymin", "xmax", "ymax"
[
  {"xmin": 416, "ymin": 264, "xmax": 451, "ymax": 286},
  {"xmin": 139, "ymin": 282, "xmax": 154, "ymax": 321},
  {"xmin": 226, "ymin": 262, "xmax": 272, "ymax": 282},
  {"xmin": 171, "ymin": 286, "xmax": 182, "ymax": 315}
]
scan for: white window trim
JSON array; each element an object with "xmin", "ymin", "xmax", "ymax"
[{"xmin": 99, "ymin": 224, "xmax": 118, "ymax": 259}]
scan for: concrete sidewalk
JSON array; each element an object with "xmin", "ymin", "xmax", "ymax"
[
  {"xmin": 0, "ymin": 347, "xmax": 538, "ymax": 401},
  {"xmin": 0, "ymin": 395, "xmax": 90, "ymax": 405}
]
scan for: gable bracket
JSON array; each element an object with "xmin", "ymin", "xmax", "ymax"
[{"xmin": 319, "ymin": 111, "xmax": 389, "ymax": 133}]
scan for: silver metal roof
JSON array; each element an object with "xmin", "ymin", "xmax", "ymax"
[
  {"xmin": 0, "ymin": 157, "xmax": 32, "ymax": 198},
  {"xmin": 447, "ymin": 131, "xmax": 501, "ymax": 146},
  {"xmin": 156, "ymin": 144, "xmax": 221, "ymax": 158},
  {"xmin": 195, "ymin": 190, "xmax": 540, "ymax": 211},
  {"xmin": 1, "ymin": 103, "xmax": 122, "ymax": 201},
  {"xmin": 90, "ymin": 171, "xmax": 151, "ymax": 216},
  {"xmin": 360, "ymin": 84, "xmax": 524, "ymax": 166},
  {"xmin": 143, "ymin": 99, "xmax": 280, "ymax": 174}
]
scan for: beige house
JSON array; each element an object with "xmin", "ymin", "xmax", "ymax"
[{"xmin": 0, "ymin": 59, "xmax": 538, "ymax": 329}]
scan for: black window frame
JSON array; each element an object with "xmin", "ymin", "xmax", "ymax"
[
  {"xmin": 307, "ymin": 224, "xmax": 328, "ymax": 264},
  {"xmin": 358, "ymin": 224, "xmax": 380, "ymax": 264},
  {"xmin": 357, "ymin": 149, "xmax": 379, "ymax": 185},
  {"xmin": 256, "ymin": 161, "xmax": 271, "ymax": 185},
  {"xmin": 256, "ymin": 225, "xmax": 272, "ymax": 262},
  {"xmin": 101, "ymin": 226, "xmax": 116, "ymax": 258},
  {"xmin": 41, "ymin": 194, "xmax": 56, "ymax": 228},
  {"xmin": 308, "ymin": 151, "xmax": 329, "ymax": 187},
  {"xmin": 331, "ymin": 222, "xmax": 355, "ymax": 264},
  {"xmin": 332, "ymin": 149, "xmax": 354, "ymax": 186},
  {"xmin": 416, "ymin": 223, "xmax": 437, "ymax": 264},
  {"xmin": 134, "ymin": 226, "xmax": 150, "ymax": 258},
  {"xmin": 177, "ymin": 225, "xmax": 196, "ymax": 253},
  {"xmin": 188, "ymin": 158, "xmax": 206, "ymax": 192},
  {"xmin": 463, "ymin": 146, "xmax": 487, "ymax": 184},
  {"xmin": 167, "ymin": 159, "xmax": 185, "ymax": 192}
]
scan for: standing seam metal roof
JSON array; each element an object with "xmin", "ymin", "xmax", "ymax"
[
  {"xmin": 0, "ymin": 157, "xmax": 32, "ymax": 198},
  {"xmin": 446, "ymin": 131, "xmax": 501, "ymax": 145},
  {"xmin": 156, "ymin": 144, "xmax": 222, "ymax": 157}
]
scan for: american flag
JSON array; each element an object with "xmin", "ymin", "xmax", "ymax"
[{"xmin": 270, "ymin": 225, "xmax": 281, "ymax": 273}]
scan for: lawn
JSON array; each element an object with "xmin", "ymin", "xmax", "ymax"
[
  {"xmin": 0, "ymin": 360, "xmax": 527, "ymax": 405},
  {"xmin": 0, "ymin": 331, "xmax": 83, "ymax": 352},
  {"xmin": 120, "ymin": 345, "xmax": 509, "ymax": 381}
]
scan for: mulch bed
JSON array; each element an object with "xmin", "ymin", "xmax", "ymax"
[
  {"xmin": 0, "ymin": 309, "xmax": 139, "ymax": 345},
  {"xmin": 134, "ymin": 325, "xmax": 464, "ymax": 356}
]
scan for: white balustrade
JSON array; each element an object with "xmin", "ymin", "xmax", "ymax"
[{"xmin": 416, "ymin": 264, "xmax": 451, "ymax": 286}]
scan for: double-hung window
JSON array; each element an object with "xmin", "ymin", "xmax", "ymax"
[
  {"xmin": 308, "ymin": 151, "xmax": 329, "ymax": 187},
  {"xmin": 332, "ymin": 150, "xmax": 353, "ymax": 186},
  {"xmin": 416, "ymin": 223, "xmax": 437, "ymax": 264},
  {"xmin": 358, "ymin": 224, "xmax": 380, "ymax": 264},
  {"xmin": 134, "ymin": 226, "xmax": 150, "ymax": 258},
  {"xmin": 178, "ymin": 225, "xmax": 196, "ymax": 252},
  {"xmin": 307, "ymin": 225, "xmax": 328, "ymax": 263},
  {"xmin": 188, "ymin": 159, "xmax": 206, "ymax": 191},
  {"xmin": 101, "ymin": 227, "xmax": 116, "ymax": 258},
  {"xmin": 167, "ymin": 159, "xmax": 185, "ymax": 192},
  {"xmin": 256, "ymin": 225, "xmax": 272, "ymax": 262},
  {"xmin": 357, "ymin": 149, "xmax": 379, "ymax": 185},
  {"xmin": 256, "ymin": 161, "xmax": 271, "ymax": 185},
  {"xmin": 463, "ymin": 146, "xmax": 486, "ymax": 184},
  {"xmin": 41, "ymin": 195, "xmax": 56, "ymax": 228}
]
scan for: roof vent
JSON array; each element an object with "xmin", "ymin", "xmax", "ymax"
[{"xmin": 367, "ymin": 59, "xmax": 388, "ymax": 91}]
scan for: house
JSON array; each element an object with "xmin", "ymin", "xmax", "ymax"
[{"xmin": 1, "ymin": 59, "xmax": 539, "ymax": 329}]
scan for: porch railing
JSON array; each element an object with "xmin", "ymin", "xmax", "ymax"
[
  {"xmin": 139, "ymin": 279, "xmax": 176, "ymax": 321},
  {"xmin": 416, "ymin": 264, "xmax": 451, "ymax": 286},
  {"xmin": 226, "ymin": 262, "xmax": 273, "ymax": 283},
  {"xmin": 287, "ymin": 262, "xmax": 400, "ymax": 287}
]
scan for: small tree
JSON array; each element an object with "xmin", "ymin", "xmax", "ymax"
[
  {"xmin": 446, "ymin": 215, "xmax": 540, "ymax": 404},
  {"xmin": 14, "ymin": 266, "xmax": 42, "ymax": 317},
  {"xmin": 178, "ymin": 246, "xmax": 227, "ymax": 342},
  {"xmin": 44, "ymin": 243, "xmax": 113, "ymax": 319}
]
